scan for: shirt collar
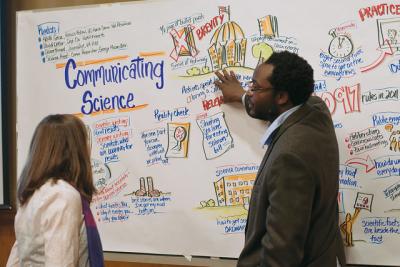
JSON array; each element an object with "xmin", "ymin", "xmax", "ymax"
[{"xmin": 260, "ymin": 104, "xmax": 301, "ymax": 148}]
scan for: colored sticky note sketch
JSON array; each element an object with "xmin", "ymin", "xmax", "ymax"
[
  {"xmin": 165, "ymin": 122, "xmax": 190, "ymax": 158},
  {"xmin": 354, "ymin": 192, "xmax": 374, "ymax": 212},
  {"xmin": 196, "ymin": 112, "xmax": 233, "ymax": 160}
]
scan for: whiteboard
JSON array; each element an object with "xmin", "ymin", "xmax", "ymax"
[{"xmin": 17, "ymin": 0, "xmax": 400, "ymax": 265}]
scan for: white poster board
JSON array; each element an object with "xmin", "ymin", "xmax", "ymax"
[{"xmin": 17, "ymin": 0, "xmax": 400, "ymax": 265}]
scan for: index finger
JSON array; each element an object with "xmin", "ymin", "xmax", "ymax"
[
  {"xmin": 230, "ymin": 71, "xmax": 239, "ymax": 82},
  {"xmin": 222, "ymin": 69, "xmax": 231, "ymax": 81}
]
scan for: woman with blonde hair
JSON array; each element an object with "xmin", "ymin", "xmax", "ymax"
[{"xmin": 7, "ymin": 114, "xmax": 104, "ymax": 267}]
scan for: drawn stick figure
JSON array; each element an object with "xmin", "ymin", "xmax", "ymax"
[{"xmin": 340, "ymin": 208, "xmax": 361, "ymax": 246}]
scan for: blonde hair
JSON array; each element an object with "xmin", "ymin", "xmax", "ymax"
[{"xmin": 18, "ymin": 114, "xmax": 96, "ymax": 205}]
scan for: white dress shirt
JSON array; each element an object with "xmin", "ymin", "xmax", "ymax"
[
  {"xmin": 7, "ymin": 179, "xmax": 89, "ymax": 267},
  {"xmin": 241, "ymin": 92, "xmax": 301, "ymax": 148}
]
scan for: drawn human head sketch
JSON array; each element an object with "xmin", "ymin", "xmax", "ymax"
[{"xmin": 172, "ymin": 126, "xmax": 187, "ymax": 151}]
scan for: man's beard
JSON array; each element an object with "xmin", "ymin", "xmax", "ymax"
[{"xmin": 244, "ymin": 95, "xmax": 279, "ymax": 122}]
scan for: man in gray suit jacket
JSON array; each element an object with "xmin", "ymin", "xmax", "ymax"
[{"xmin": 215, "ymin": 51, "xmax": 346, "ymax": 267}]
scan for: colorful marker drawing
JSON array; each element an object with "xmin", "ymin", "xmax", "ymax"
[
  {"xmin": 141, "ymin": 127, "xmax": 169, "ymax": 166},
  {"xmin": 214, "ymin": 173, "xmax": 255, "ymax": 208},
  {"xmin": 345, "ymin": 155, "xmax": 376, "ymax": 173},
  {"xmin": 340, "ymin": 192, "xmax": 373, "ymax": 246},
  {"xmin": 389, "ymin": 127, "xmax": 400, "ymax": 152},
  {"xmin": 328, "ymin": 29, "xmax": 354, "ymax": 59},
  {"xmin": 165, "ymin": 122, "xmax": 190, "ymax": 158},
  {"xmin": 360, "ymin": 17, "xmax": 400, "ymax": 72},
  {"xmin": 197, "ymin": 171, "xmax": 257, "ymax": 235},
  {"xmin": 257, "ymin": 15, "xmax": 279, "ymax": 38},
  {"xmin": 125, "ymin": 176, "xmax": 170, "ymax": 197},
  {"xmin": 91, "ymin": 158, "xmax": 111, "ymax": 191},
  {"xmin": 377, "ymin": 18, "xmax": 400, "ymax": 51},
  {"xmin": 341, "ymin": 208, "xmax": 361, "ymax": 246},
  {"xmin": 360, "ymin": 39, "xmax": 394, "ymax": 72},
  {"xmin": 252, "ymin": 42, "xmax": 274, "ymax": 66},
  {"xmin": 196, "ymin": 112, "xmax": 233, "ymax": 160},
  {"xmin": 208, "ymin": 6, "xmax": 247, "ymax": 71},
  {"xmin": 123, "ymin": 176, "xmax": 172, "ymax": 216},
  {"xmin": 169, "ymin": 24, "xmax": 199, "ymax": 62}
]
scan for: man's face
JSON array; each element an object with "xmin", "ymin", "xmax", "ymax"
[{"xmin": 245, "ymin": 64, "xmax": 279, "ymax": 122}]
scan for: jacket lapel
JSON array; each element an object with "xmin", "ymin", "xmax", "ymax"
[
  {"xmin": 255, "ymin": 102, "xmax": 313, "ymax": 183},
  {"xmin": 246, "ymin": 103, "xmax": 314, "ymax": 233}
]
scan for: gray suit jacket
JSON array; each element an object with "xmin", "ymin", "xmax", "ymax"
[{"xmin": 237, "ymin": 96, "xmax": 346, "ymax": 267}]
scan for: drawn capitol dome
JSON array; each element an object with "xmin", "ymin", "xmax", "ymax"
[{"xmin": 208, "ymin": 8, "xmax": 247, "ymax": 70}]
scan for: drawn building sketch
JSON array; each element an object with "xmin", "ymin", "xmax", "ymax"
[
  {"xmin": 165, "ymin": 122, "xmax": 190, "ymax": 158},
  {"xmin": 208, "ymin": 6, "xmax": 247, "ymax": 70},
  {"xmin": 257, "ymin": 15, "xmax": 279, "ymax": 37},
  {"xmin": 214, "ymin": 173, "xmax": 256, "ymax": 206}
]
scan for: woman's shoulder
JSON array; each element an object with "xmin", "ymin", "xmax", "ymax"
[
  {"xmin": 17, "ymin": 179, "xmax": 83, "ymax": 228},
  {"xmin": 38, "ymin": 179, "xmax": 81, "ymax": 206}
]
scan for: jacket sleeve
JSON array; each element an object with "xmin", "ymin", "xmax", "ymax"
[
  {"xmin": 41, "ymin": 187, "xmax": 82, "ymax": 267},
  {"xmin": 260, "ymin": 152, "xmax": 316, "ymax": 267},
  {"xmin": 6, "ymin": 241, "xmax": 19, "ymax": 267}
]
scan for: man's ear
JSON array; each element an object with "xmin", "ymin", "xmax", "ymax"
[{"xmin": 275, "ymin": 91, "xmax": 290, "ymax": 105}]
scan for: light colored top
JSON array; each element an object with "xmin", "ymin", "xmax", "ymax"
[{"xmin": 7, "ymin": 179, "xmax": 89, "ymax": 267}]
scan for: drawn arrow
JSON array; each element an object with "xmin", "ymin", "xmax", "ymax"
[
  {"xmin": 360, "ymin": 39, "xmax": 394, "ymax": 72},
  {"xmin": 345, "ymin": 155, "xmax": 376, "ymax": 173}
]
